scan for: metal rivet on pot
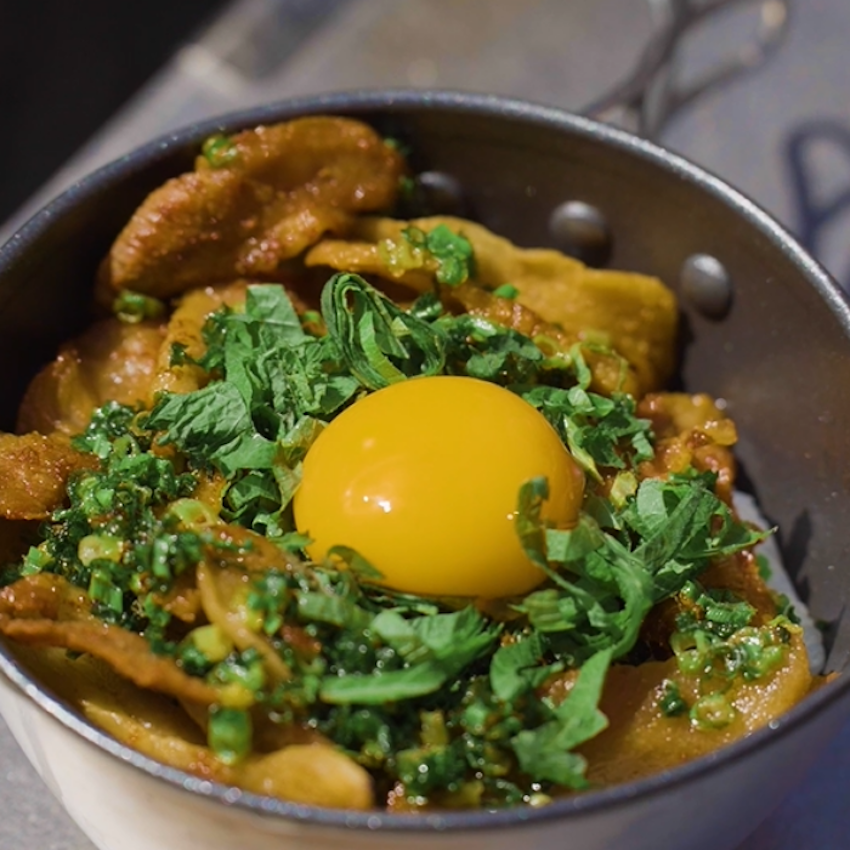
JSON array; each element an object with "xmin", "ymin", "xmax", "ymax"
[
  {"xmin": 680, "ymin": 254, "xmax": 733, "ymax": 320},
  {"xmin": 411, "ymin": 171, "xmax": 467, "ymax": 216},
  {"xmin": 549, "ymin": 200, "xmax": 612, "ymax": 267}
]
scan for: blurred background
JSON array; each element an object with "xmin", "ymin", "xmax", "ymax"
[
  {"xmin": 1, "ymin": 1, "xmax": 849, "ymax": 848},
  {"xmin": 1, "ymin": 0, "xmax": 849, "ymax": 288},
  {"xmin": 0, "ymin": 1, "xmax": 227, "ymax": 221}
]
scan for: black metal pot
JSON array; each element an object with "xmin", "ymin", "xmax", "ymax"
[{"xmin": 0, "ymin": 90, "xmax": 847, "ymax": 850}]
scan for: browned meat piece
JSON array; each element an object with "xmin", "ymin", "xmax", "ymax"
[
  {"xmin": 99, "ymin": 117, "xmax": 406, "ymax": 300},
  {"xmin": 153, "ymin": 570, "xmax": 202, "ymax": 624},
  {"xmin": 444, "ymin": 282, "xmax": 641, "ymax": 397},
  {"xmin": 306, "ymin": 215, "xmax": 678, "ymax": 394},
  {"xmin": 84, "ymin": 699, "xmax": 374, "ymax": 808},
  {"xmin": 0, "ymin": 433, "xmax": 97, "ymax": 520},
  {"xmin": 640, "ymin": 548, "xmax": 779, "ymax": 654},
  {"xmin": 539, "ymin": 625, "xmax": 814, "ymax": 788},
  {"xmin": 12, "ymin": 639, "xmax": 373, "ymax": 808},
  {"xmin": 17, "ymin": 319, "xmax": 165, "ymax": 437},
  {"xmin": 700, "ymin": 549, "xmax": 778, "ymax": 622},
  {"xmin": 0, "ymin": 572, "xmax": 90, "ymax": 621},
  {"xmin": 188, "ymin": 523, "xmax": 307, "ymax": 685},
  {"xmin": 235, "ymin": 745, "xmax": 374, "ymax": 808},
  {"xmin": 637, "ymin": 393, "xmax": 737, "ymax": 505},
  {"xmin": 201, "ymin": 523, "xmax": 302, "ymax": 575},
  {"xmin": 0, "ymin": 574, "xmax": 220, "ymax": 705},
  {"xmin": 149, "ymin": 280, "xmax": 250, "ymax": 399},
  {"xmin": 639, "ymin": 433, "xmax": 737, "ymax": 506},
  {"xmin": 633, "ymin": 392, "xmax": 778, "ymax": 646},
  {"xmin": 578, "ymin": 627, "xmax": 813, "ymax": 786},
  {"xmin": 637, "ymin": 392, "xmax": 737, "ymax": 443}
]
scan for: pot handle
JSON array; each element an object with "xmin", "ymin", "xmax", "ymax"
[{"xmin": 584, "ymin": 0, "xmax": 790, "ymax": 139}]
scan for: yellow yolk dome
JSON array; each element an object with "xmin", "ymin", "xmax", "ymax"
[{"xmin": 293, "ymin": 376, "xmax": 585, "ymax": 598}]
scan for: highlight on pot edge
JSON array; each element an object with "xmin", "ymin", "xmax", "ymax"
[{"xmin": 0, "ymin": 116, "xmax": 829, "ymax": 812}]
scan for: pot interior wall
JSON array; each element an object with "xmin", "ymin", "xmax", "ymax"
[{"xmin": 1, "ymin": 99, "xmax": 848, "ymax": 669}]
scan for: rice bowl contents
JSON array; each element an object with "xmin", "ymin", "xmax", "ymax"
[{"xmin": 0, "ymin": 115, "xmax": 823, "ymax": 811}]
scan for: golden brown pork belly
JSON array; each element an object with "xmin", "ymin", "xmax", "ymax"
[
  {"xmin": 0, "ymin": 433, "xmax": 97, "ymax": 519},
  {"xmin": 575, "ymin": 627, "xmax": 813, "ymax": 786},
  {"xmin": 0, "ymin": 574, "xmax": 221, "ymax": 705},
  {"xmin": 17, "ymin": 319, "xmax": 165, "ymax": 437},
  {"xmin": 306, "ymin": 215, "xmax": 678, "ymax": 394},
  {"xmin": 99, "ymin": 117, "xmax": 406, "ymax": 300}
]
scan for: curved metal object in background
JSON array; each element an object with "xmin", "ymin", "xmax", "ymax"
[
  {"xmin": 587, "ymin": 0, "xmax": 791, "ymax": 137},
  {"xmin": 0, "ymin": 0, "xmax": 789, "ymax": 243}
]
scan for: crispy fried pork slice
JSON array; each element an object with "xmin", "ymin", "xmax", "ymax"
[
  {"xmin": 149, "ymin": 280, "xmax": 250, "ymax": 400},
  {"xmin": 444, "ymin": 282, "xmax": 641, "ymax": 397},
  {"xmin": 541, "ymin": 625, "xmax": 813, "ymax": 787},
  {"xmin": 306, "ymin": 215, "xmax": 678, "ymax": 394},
  {"xmin": 635, "ymin": 392, "xmax": 777, "ymax": 648},
  {"xmin": 84, "ymin": 699, "xmax": 375, "ymax": 808},
  {"xmin": 99, "ymin": 117, "xmax": 405, "ymax": 300},
  {"xmin": 637, "ymin": 392, "xmax": 737, "ymax": 505},
  {"xmin": 0, "ymin": 433, "xmax": 96, "ymax": 520},
  {"xmin": 0, "ymin": 574, "xmax": 220, "ymax": 705},
  {"xmin": 17, "ymin": 319, "xmax": 165, "ymax": 437}
]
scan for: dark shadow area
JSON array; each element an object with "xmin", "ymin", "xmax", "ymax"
[
  {"xmin": 821, "ymin": 602, "xmax": 849, "ymax": 674},
  {"xmin": 0, "ymin": 0, "xmax": 227, "ymax": 223},
  {"xmin": 784, "ymin": 119, "xmax": 850, "ymax": 289},
  {"xmin": 666, "ymin": 309, "xmax": 694, "ymax": 393},
  {"xmin": 777, "ymin": 508, "xmax": 813, "ymax": 589}
]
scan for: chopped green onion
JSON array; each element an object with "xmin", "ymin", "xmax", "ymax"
[{"xmin": 208, "ymin": 706, "xmax": 252, "ymax": 764}]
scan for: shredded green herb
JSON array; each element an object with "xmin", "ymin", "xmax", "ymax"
[
  {"xmin": 2, "ymin": 270, "xmax": 778, "ymax": 806},
  {"xmin": 671, "ymin": 582, "xmax": 792, "ymax": 683},
  {"xmin": 378, "ymin": 224, "xmax": 475, "ymax": 286}
]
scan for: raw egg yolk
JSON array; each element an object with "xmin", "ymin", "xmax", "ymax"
[{"xmin": 293, "ymin": 376, "xmax": 585, "ymax": 598}]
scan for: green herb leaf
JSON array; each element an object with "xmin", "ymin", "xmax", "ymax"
[
  {"xmin": 438, "ymin": 315, "xmax": 546, "ymax": 385},
  {"xmin": 320, "ymin": 663, "xmax": 448, "ymax": 704},
  {"xmin": 298, "ymin": 591, "xmax": 372, "ymax": 632},
  {"xmin": 491, "ymin": 284, "xmax": 519, "ymax": 299},
  {"xmin": 490, "ymin": 633, "xmax": 562, "ymax": 702},
  {"xmin": 419, "ymin": 224, "xmax": 475, "ymax": 285},
  {"xmin": 521, "ymin": 385, "xmax": 653, "ymax": 481},
  {"xmin": 321, "ymin": 608, "xmax": 500, "ymax": 705},
  {"xmin": 322, "ymin": 272, "xmax": 446, "ymax": 390},
  {"xmin": 383, "ymin": 224, "xmax": 475, "ymax": 286},
  {"xmin": 144, "ymin": 382, "xmax": 277, "ymax": 476},
  {"xmin": 511, "ymin": 649, "xmax": 611, "ymax": 788}
]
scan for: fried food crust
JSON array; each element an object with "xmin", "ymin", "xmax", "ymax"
[
  {"xmin": 17, "ymin": 319, "xmax": 165, "ymax": 437},
  {"xmin": 99, "ymin": 117, "xmax": 405, "ymax": 299},
  {"xmin": 306, "ymin": 215, "xmax": 677, "ymax": 394},
  {"xmin": 0, "ymin": 574, "xmax": 220, "ymax": 705},
  {"xmin": 0, "ymin": 433, "xmax": 97, "ymax": 520}
]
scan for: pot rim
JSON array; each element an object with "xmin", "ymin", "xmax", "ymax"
[{"xmin": 1, "ymin": 88, "xmax": 848, "ymax": 834}]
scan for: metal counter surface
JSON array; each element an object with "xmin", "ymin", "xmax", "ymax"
[{"xmin": 1, "ymin": 1, "xmax": 849, "ymax": 847}]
